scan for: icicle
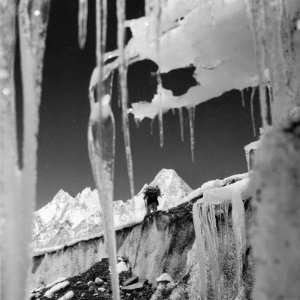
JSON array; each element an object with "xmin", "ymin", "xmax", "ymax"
[
  {"xmin": 150, "ymin": 118, "xmax": 154, "ymax": 136},
  {"xmin": 144, "ymin": 0, "xmax": 152, "ymax": 18},
  {"xmin": 250, "ymin": 87, "xmax": 257, "ymax": 136},
  {"xmin": 207, "ymin": 0, "xmax": 216, "ymax": 25},
  {"xmin": 2, "ymin": 1, "xmax": 51, "ymax": 299},
  {"xmin": 192, "ymin": 203, "xmax": 208, "ymax": 300},
  {"xmin": 231, "ymin": 187, "xmax": 246, "ymax": 294},
  {"xmin": 178, "ymin": 107, "xmax": 184, "ymax": 142},
  {"xmin": 0, "ymin": 2, "xmax": 18, "ymax": 299},
  {"xmin": 87, "ymin": 93, "xmax": 119, "ymax": 300},
  {"xmin": 188, "ymin": 106, "xmax": 195, "ymax": 162},
  {"xmin": 246, "ymin": 0, "xmax": 269, "ymax": 128},
  {"xmin": 158, "ymin": 99, "xmax": 164, "ymax": 147},
  {"xmin": 263, "ymin": 0, "xmax": 288, "ymax": 92},
  {"xmin": 152, "ymin": 0, "xmax": 164, "ymax": 147},
  {"xmin": 78, "ymin": 0, "xmax": 88, "ymax": 49},
  {"xmin": 92, "ymin": 1, "xmax": 120, "ymax": 300},
  {"xmin": 117, "ymin": 0, "xmax": 135, "ymax": 198},
  {"xmin": 134, "ymin": 117, "xmax": 140, "ymax": 128},
  {"xmin": 241, "ymin": 89, "xmax": 246, "ymax": 107},
  {"xmin": 198, "ymin": 191, "xmax": 223, "ymax": 300},
  {"xmin": 219, "ymin": 200, "xmax": 230, "ymax": 258},
  {"xmin": 96, "ymin": 0, "xmax": 107, "ymax": 96}
]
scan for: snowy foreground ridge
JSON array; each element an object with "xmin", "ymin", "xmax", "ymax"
[{"xmin": 33, "ymin": 169, "xmax": 249, "ymax": 254}]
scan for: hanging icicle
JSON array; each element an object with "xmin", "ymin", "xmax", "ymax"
[
  {"xmin": 178, "ymin": 107, "xmax": 185, "ymax": 142},
  {"xmin": 90, "ymin": 1, "xmax": 120, "ymax": 300},
  {"xmin": 192, "ymin": 179, "xmax": 249, "ymax": 299},
  {"xmin": 246, "ymin": 0, "xmax": 269, "ymax": 129},
  {"xmin": 153, "ymin": 0, "xmax": 164, "ymax": 147},
  {"xmin": 192, "ymin": 203, "xmax": 208, "ymax": 300},
  {"xmin": 207, "ymin": 0, "xmax": 216, "ymax": 25},
  {"xmin": 231, "ymin": 188, "xmax": 246, "ymax": 294},
  {"xmin": 250, "ymin": 87, "xmax": 257, "ymax": 137},
  {"xmin": 241, "ymin": 89, "xmax": 246, "ymax": 107},
  {"xmin": 144, "ymin": 0, "xmax": 152, "ymax": 18},
  {"xmin": 2, "ymin": 1, "xmax": 52, "ymax": 299},
  {"xmin": 188, "ymin": 106, "xmax": 195, "ymax": 162},
  {"xmin": 78, "ymin": 0, "xmax": 88, "ymax": 49},
  {"xmin": 0, "ymin": 2, "xmax": 18, "ymax": 299},
  {"xmin": 87, "ymin": 92, "xmax": 120, "ymax": 300},
  {"xmin": 134, "ymin": 117, "xmax": 140, "ymax": 128},
  {"xmin": 150, "ymin": 118, "xmax": 154, "ymax": 136},
  {"xmin": 117, "ymin": 0, "xmax": 135, "ymax": 198}
]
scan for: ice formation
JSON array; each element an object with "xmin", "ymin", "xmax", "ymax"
[
  {"xmin": 246, "ymin": 0, "xmax": 269, "ymax": 128},
  {"xmin": 178, "ymin": 107, "xmax": 185, "ymax": 142},
  {"xmin": 117, "ymin": 0, "xmax": 135, "ymax": 198},
  {"xmin": 0, "ymin": 2, "xmax": 18, "ymax": 298},
  {"xmin": 192, "ymin": 178, "xmax": 249, "ymax": 299},
  {"xmin": 0, "ymin": 0, "xmax": 51, "ymax": 299},
  {"xmin": 1, "ymin": 0, "xmax": 300, "ymax": 299},
  {"xmin": 87, "ymin": 1, "xmax": 120, "ymax": 299},
  {"xmin": 188, "ymin": 106, "xmax": 195, "ymax": 161},
  {"xmin": 251, "ymin": 114, "xmax": 300, "ymax": 299},
  {"xmin": 87, "ymin": 90, "xmax": 120, "ymax": 299},
  {"xmin": 78, "ymin": 0, "xmax": 88, "ymax": 49},
  {"xmin": 250, "ymin": 87, "xmax": 257, "ymax": 136},
  {"xmin": 153, "ymin": 0, "xmax": 164, "ymax": 148},
  {"xmin": 245, "ymin": 0, "xmax": 300, "ymax": 124},
  {"xmin": 240, "ymin": 89, "xmax": 245, "ymax": 107},
  {"xmin": 107, "ymin": 0, "xmax": 258, "ymax": 120}
]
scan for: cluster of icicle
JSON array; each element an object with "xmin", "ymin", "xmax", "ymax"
[
  {"xmin": 0, "ymin": 0, "xmax": 51, "ymax": 299},
  {"xmin": 245, "ymin": 0, "xmax": 298, "ymax": 125},
  {"xmin": 192, "ymin": 184, "xmax": 246, "ymax": 300}
]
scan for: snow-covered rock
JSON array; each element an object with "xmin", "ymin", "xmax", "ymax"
[{"xmin": 33, "ymin": 169, "xmax": 192, "ymax": 250}]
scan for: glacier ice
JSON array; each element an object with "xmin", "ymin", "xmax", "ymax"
[
  {"xmin": 117, "ymin": 0, "xmax": 135, "ymax": 198},
  {"xmin": 78, "ymin": 0, "xmax": 88, "ymax": 49},
  {"xmin": 192, "ymin": 177, "xmax": 250, "ymax": 299}
]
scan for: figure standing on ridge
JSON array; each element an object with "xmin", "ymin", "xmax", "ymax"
[{"xmin": 143, "ymin": 185, "xmax": 162, "ymax": 215}]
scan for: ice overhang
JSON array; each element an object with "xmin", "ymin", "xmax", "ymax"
[{"xmin": 100, "ymin": 0, "xmax": 300, "ymax": 120}]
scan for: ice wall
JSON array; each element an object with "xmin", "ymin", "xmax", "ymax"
[
  {"xmin": 251, "ymin": 110, "xmax": 300, "ymax": 299},
  {"xmin": 192, "ymin": 178, "xmax": 251, "ymax": 299}
]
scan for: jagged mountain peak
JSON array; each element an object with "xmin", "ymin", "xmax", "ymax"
[
  {"xmin": 33, "ymin": 169, "xmax": 193, "ymax": 250},
  {"xmin": 148, "ymin": 169, "xmax": 192, "ymax": 209}
]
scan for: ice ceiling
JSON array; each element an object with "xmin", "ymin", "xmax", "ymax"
[
  {"xmin": 96, "ymin": 0, "xmax": 300, "ymax": 122},
  {"xmin": 106, "ymin": 0, "xmax": 258, "ymax": 120}
]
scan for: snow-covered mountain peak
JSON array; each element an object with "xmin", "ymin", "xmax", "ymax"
[
  {"xmin": 148, "ymin": 168, "xmax": 192, "ymax": 209},
  {"xmin": 33, "ymin": 169, "xmax": 192, "ymax": 250}
]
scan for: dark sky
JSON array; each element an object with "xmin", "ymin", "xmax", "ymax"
[{"xmin": 31, "ymin": 0, "xmax": 260, "ymax": 208}]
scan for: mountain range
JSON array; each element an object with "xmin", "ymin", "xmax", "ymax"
[{"xmin": 32, "ymin": 169, "xmax": 192, "ymax": 250}]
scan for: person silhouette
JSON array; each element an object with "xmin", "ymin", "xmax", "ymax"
[{"xmin": 143, "ymin": 185, "xmax": 161, "ymax": 215}]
